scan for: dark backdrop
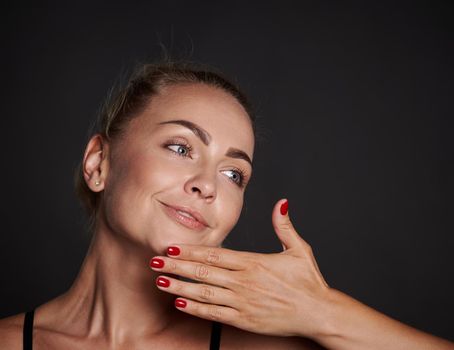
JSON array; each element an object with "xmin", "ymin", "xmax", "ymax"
[{"xmin": 1, "ymin": 1, "xmax": 453, "ymax": 341}]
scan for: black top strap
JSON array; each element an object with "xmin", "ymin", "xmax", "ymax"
[
  {"xmin": 210, "ymin": 321, "xmax": 222, "ymax": 350},
  {"xmin": 22, "ymin": 308, "xmax": 220, "ymax": 350},
  {"xmin": 23, "ymin": 309, "xmax": 34, "ymax": 350}
]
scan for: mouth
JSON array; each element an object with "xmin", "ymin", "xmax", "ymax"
[{"xmin": 158, "ymin": 201, "xmax": 209, "ymax": 231}]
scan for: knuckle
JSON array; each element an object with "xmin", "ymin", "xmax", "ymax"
[
  {"xmin": 205, "ymin": 249, "xmax": 221, "ymax": 265},
  {"xmin": 226, "ymin": 271, "xmax": 244, "ymax": 289},
  {"xmin": 280, "ymin": 220, "xmax": 294, "ymax": 231},
  {"xmin": 168, "ymin": 260, "xmax": 178, "ymax": 271},
  {"xmin": 200, "ymin": 285, "xmax": 214, "ymax": 301},
  {"xmin": 254, "ymin": 255, "xmax": 267, "ymax": 270},
  {"xmin": 207, "ymin": 306, "xmax": 222, "ymax": 321},
  {"xmin": 245, "ymin": 263, "xmax": 260, "ymax": 276},
  {"xmin": 238, "ymin": 276, "xmax": 255, "ymax": 291},
  {"xmin": 186, "ymin": 248, "xmax": 194, "ymax": 259},
  {"xmin": 223, "ymin": 271, "xmax": 238, "ymax": 289},
  {"xmin": 174, "ymin": 281, "xmax": 184, "ymax": 293},
  {"xmin": 195, "ymin": 264, "xmax": 209, "ymax": 280},
  {"xmin": 303, "ymin": 243, "xmax": 313, "ymax": 255},
  {"xmin": 228, "ymin": 271, "xmax": 257, "ymax": 292},
  {"xmin": 245, "ymin": 313, "xmax": 258, "ymax": 326}
]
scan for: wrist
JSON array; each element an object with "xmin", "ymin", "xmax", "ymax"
[
  {"xmin": 292, "ymin": 286, "xmax": 343, "ymax": 340},
  {"xmin": 308, "ymin": 287, "xmax": 344, "ymax": 341}
]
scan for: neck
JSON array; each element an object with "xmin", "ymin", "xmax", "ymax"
[{"xmin": 49, "ymin": 219, "xmax": 181, "ymax": 343}]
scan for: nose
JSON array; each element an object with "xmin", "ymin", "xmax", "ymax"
[{"xmin": 184, "ymin": 170, "xmax": 217, "ymax": 202}]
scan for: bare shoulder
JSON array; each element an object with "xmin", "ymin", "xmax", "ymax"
[
  {"xmin": 0, "ymin": 313, "xmax": 25, "ymax": 350},
  {"xmin": 221, "ymin": 324, "xmax": 326, "ymax": 350}
]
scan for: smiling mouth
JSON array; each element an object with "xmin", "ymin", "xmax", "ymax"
[{"xmin": 159, "ymin": 202, "xmax": 208, "ymax": 231}]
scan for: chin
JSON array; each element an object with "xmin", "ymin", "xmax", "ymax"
[
  {"xmin": 145, "ymin": 226, "xmax": 223, "ymax": 255},
  {"xmin": 144, "ymin": 230, "xmax": 201, "ymax": 254}
]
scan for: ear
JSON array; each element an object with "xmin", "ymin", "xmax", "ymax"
[{"xmin": 82, "ymin": 134, "xmax": 109, "ymax": 192}]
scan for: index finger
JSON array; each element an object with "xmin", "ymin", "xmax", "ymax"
[{"xmin": 166, "ymin": 244, "xmax": 256, "ymax": 271}]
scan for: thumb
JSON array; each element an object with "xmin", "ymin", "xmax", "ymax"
[{"xmin": 272, "ymin": 198, "xmax": 305, "ymax": 252}]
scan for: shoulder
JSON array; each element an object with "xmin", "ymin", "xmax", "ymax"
[
  {"xmin": 0, "ymin": 312, "xmax": 25, "ymax": 350},
  {"xmin": 221, "ymin": 324, "xmax": 326, "ymax": 350}
]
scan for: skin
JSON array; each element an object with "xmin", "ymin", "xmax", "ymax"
[
  {"xmin": 1, "ymin": 83, "xmax": 452, "ymax": 349},
  {"xmin": 153, "ymin": 211, "xmax": 454, "ymax": 349},
  {"xmin": 0, "ymin": 83, "xmax": 322, "ymax": 349}
]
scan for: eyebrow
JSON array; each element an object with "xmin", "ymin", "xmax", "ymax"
[{"xmin": 157, "ymin": 119, "xmax": 253, "ymax": 167}]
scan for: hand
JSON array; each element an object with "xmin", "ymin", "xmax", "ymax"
[{"xmin": 149, "ymin": 198, "xmax": 331, "ymax": 338}]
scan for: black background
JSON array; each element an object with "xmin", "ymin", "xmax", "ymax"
[{"xmin": 1, "ymin": 1, "xmax": 453, "ymax": 341}]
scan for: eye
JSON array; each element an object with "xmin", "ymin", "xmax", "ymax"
[
  {"xmin": 222, "ymin": 168, "xmax": 246, "ymax": 187},
  {"xmin": 166, "ymin": 143, "xmax": 192, "ymax": 157}
]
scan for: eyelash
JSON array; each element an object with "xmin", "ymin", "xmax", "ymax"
[{"xmin": 163, "ymin": 140, "xmax": 248, "ymax": 188}]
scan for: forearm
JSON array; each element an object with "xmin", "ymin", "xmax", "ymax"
[{"xmin": 310, "ymin": 288, "xmax": 454, "ymax": 350}]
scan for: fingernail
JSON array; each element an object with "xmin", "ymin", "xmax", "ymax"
[
  {"xmin": 280, "ymin": 200, "xmax": 288, "ymax": 215},
  {"xmin": 156, "ymin": 276, "xmax": 170, "ymax": 288},
  {"xmin": 175, "ymin": 299, "xmax": 187, "ymax": 308},
  {"xmin": 167, "ymin": 246, "xmax": 181, "ymax": 256},
  {"xmin": 149, "ymin": 258, "xmax": 165, "ymax": 269}
]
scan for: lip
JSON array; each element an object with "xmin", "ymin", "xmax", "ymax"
[{"xmin": 158, "ymin": 201, "xmax": 210, "ymax": 231}]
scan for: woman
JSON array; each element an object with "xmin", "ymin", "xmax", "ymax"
[{"xmin": 0, "ymin": 62, "xmax": 452, "ymax": 349}]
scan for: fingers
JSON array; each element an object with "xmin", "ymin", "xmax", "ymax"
[
  {"xmin": 154, "ymin": 274, "xmax": 239, "ymax": 308},
  {"xmin": 163, "ymin": 244, "xmax": 256, "ymax": 271},
  {"xmin": 150, "ymin": 256, "xmax": 236, "ymax": 288},
  {"xmin": 174, "ymin": 297, "xmax": 240, "ymax": 324},
  {"xmin": 151, "ymin": 255, "xmax": 243, "ymax": 326},
  {"xmin": 271, "ymin": 198, "xmax": 308, "ymax": 253}
]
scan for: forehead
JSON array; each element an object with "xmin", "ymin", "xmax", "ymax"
[{"xmin": 134, "ymin": 83, "xmax": 255, "ymax": 157}]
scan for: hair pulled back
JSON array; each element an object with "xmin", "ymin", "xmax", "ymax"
[{"xmin": 74, "ymin": 61, "xmax": 255, "ymax": 221}]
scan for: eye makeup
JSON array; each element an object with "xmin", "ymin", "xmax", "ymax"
[{"xmin": 162, "ymin": 137, "xmax": 249, "ymax": 188}]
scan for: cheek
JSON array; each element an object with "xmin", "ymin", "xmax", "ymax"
[
  {"xmin": 107, "ymin": 151, "xmax": 180, "ymax": 197},
  {"xmin": 101, "ymin": 152, "xmax": 178, "ymax": 237},
  {"xmin": 214, "ymin": 185, "xmax": 244, "ymax": 240},
  {"xmin": 101, "ymin": 147, "xmax": 245, "ymax": 247}
]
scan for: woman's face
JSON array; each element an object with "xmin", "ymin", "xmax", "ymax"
[{"xmin": 100, "ymin": 83, "xmax": 254, "ymax": 254}]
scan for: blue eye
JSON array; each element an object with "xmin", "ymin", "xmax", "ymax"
[
  {"xmin": 167, "ymin": 144, "xmax": 191, "ymax": 157},
  {"xmin": 165, "ymin": 141, "xmax": 247, "ymax": 188},
  {"xmin": 222, "ymin": 169, "xmax": 246, "ymax": 187}
]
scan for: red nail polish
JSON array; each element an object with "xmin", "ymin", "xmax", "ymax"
[
  {"xmin": 175, "ymin": 299, "xmax": 187, "ymax": 308},
  {"xmin": 167, "ymin": 246, "xmax": 180, "ymax": 256},
  {"xmin": 150, "ymin": 258, "xmax": 165, "ymax": 269},
  {"xmin": 280, "ymin": 200, "xmax": 288, "ymax": 215},
  {"xmin": 156, "ymin": 276, "xmax": 170, "ymax": 288}
]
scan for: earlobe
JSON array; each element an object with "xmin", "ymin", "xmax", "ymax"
[{"xmin": 82, "ymin": 135, "xmax": 108, "ymax": 192}]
